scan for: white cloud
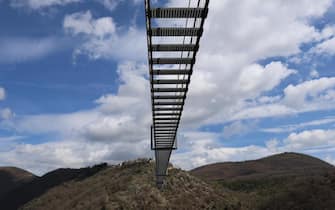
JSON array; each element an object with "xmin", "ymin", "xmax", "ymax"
[
  {"xmin": 97, "ymin": 0, "xmax": 141, "ymax": 11},
  {"xmin": 4, "ymin": 62, "xmax": 150, "ymax": 141},
  {"xmin": 198, "ymin": 0, "xmax": 330, "ymax": 60},
  {"xmin": 0, "ymin": 135, "xmax": 24, "ymax": 153},
  {"xmin": 257, "ymin": 95, "xmax": 281, "ymax": 104},
  {"xmin": 310, "ymin": 69, "xmax": 320, "ymax": 78},
  {"xmin": 262, "ymin": 128, "xmax": 335, "ymax": 154},
  {"xmin": 0, "ymin": 89, "xmax": 14, "ymax": 121},
  {"xmin": 173, "ymin": 128, "xmax": 335, "ymax": 170},
  {"xmin": 64, "ymin": 11, "xmax": 116, "ymax": 36},
  {"xmin": 0, "ymin": 87, "xmax": 5, "ymax": 100},
  {"xmin": 98, "ymin": 0, "xmax": 121, "ymax": 11},
  {"xmin": 82, "ymin": 62, "xmax": 150, "ymax": 142},
  {"xmin": 266, "ymin": 139, "xmax": 279, "ymax": 152},
  {"xmin": 61, "ymin": 0, "xmax": 335, "ymax": 127},
  {"xmin": 231, "ymin": 104, "xmax": 295, "ymax": 121},
  {"xmin": 0, "ymin": 139, "xmax": 150, "ymax": 175},
  {"xmin": 64, "ymin": 10, "xmax": 146, "ymax": 61},
  {"xmin": 283, "ymin": 77, "xmax": 335, "ymax": 109},
  {"xmin": 10, "ymin": 0, "xmax": 81, "ymax": 9},
  {"xmin": 181, "ymin": 61, "xmax": 296, "ymax": 127},
  {"xmin": 2, "ymin": 0, "xmax": 335, "ymax": 173},
  {"xmin": 175, "ymin": 0, "xmax": 334, "ymax": 127},
  {"xmin": 284, "ymin": 129, "xmax": 335, "ymax": 150},
  {"xmin": 172, "ymin": 131, "xmax": 273, "ymax": 170},
  {"xmin": 0, "ymin": 37, "xmax": 64, "ymax": 63},
  {"xmin": 6, "ymin": 110, "xmax": 101, "ymax": 136},
  {"xmin": 236, "ymin": 62, "xmax": 296, "ymax": 98},
  {"xmin": 227, "ymin": 77, "xmax": 335, "ymax": 122},
  {"xmin": 291, "ymin": 25, "xmax": 335, "ymax": 62},
  {"xmin": 9, "ymin": 0, "xmax": 140, "ymax": 11},
  {"xmin": 173, "ymin": 145, "xmax": 274, "ymax": 170},
  {"xmin": 0, "ymin": 108, "xmax": 14, "ymax": 120},
  {"xmin": 222, "ymin": 120, "xmax": 256, "ymax": 138},
  {"xmin": 325, "ymin": 155, "xmax": 335, "ymax": 166},
  {"xmin": 0, "ymin": 136, "xmax": 23, "ymax": 142},
  {"xmin": 262, "ymin": 117, "xmax": 335, "ymax": 133},
  {"xmin": 0, "ymin": 62, "xmax": 151, "ymax": 174},
  {"xmin": 319, "ymin": 25, "xmax": 335, "ymax": 40},
  {"xmin": 312, "ymin": 37, "xmax": 335, "ymax": 56},
  {"xmin": 82, "ymin": 116, "xmax": 142, "ymax": 142}
]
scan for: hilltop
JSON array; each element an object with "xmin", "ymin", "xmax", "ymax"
[
  {"xmin": 20, "ymin": 159, "xmax": 235, "ymax": 210},
  {"xmin": 0, "ymin": 167, "xmax": 36, "ymax": 198},
  {"xmin": 0, "ymin": 152, "xmax": 334, "ymax": 210},
  {"xmin": 191, "ymin": 152, "xmax": 335, "ymax": 210},
  {"xmin": 0, "ymin": 163, "xmax": 108, "ymax": 210},
  {"xmin": 191, "ymin": 152, "xmax": 334, "ymax": 180}
]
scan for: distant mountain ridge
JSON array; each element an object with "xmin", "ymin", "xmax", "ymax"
[
  {"xmin": 0, "ymin": 152, "xmax": 334, "ymax": 210},
  {"xmin": 191, "ymin": 152, "xmax": 335, "ymax": 210},
  {"xmin": 20, "ymin": 159, "xmax": 231, "ymax": 210},
  {"xmin": 0, "ymin": 163, "xmax": 108, "ymax": 210},
  {"xmin": 0, "ymin": 167, "xmax": 36, "ymax": 198},
  {"xmin": 191, "ymin": 152, "xmax": 334, "ymax": 181}
]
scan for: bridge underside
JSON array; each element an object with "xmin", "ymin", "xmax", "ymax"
[
  {"xmin": 155, "ymin": 149, "xmax": 172, "ymax": 188},
  {"xmin": 145, "ymin": 0, "xmax": 209, "ymax": 188}
]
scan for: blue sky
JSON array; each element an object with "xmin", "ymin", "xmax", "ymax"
[{"xmin": 0, "ymin": 0, "xmax": 335, "ymax": 175}]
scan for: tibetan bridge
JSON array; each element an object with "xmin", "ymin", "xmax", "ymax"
[{"xmin": 145, "ymin": 0, "xmax": 210, "ymax": 188}]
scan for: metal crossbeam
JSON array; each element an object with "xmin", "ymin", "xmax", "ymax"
[
  {"xmin": 154, "ymin": 125, "xmax": 178, "ymax": 128},
  {"xmin": 151, "ymin": 8, "xmax": 208, "ymax": 18},
  {"xmin": 151, "ymin": 44, "xmax": 198, "ymax": 51},
  {"xmin": 154, "ymin": 95, "xmax": 184, "ymax": 100},
  {"xmin": 153, "ymin": 107, "xmax": 182, "ymax": 111},
  {"xmin": 154, "ymin": 117, "xmax": 179, "ymax": 120},
  {"xmin": 150, "ymin": 58, "xmax": 194, "ymax": 65},
  {"xmin": 155, "ymin": 142, "xmax": 174, "ymax": 144},
  {"xmin": 152, "ymin": 70, "xmax": 191, "ymax": 75},
  {"xmin": 154, "ymin": 101, "xmax": 183, "ymax": 105},
  {"xmin": 155, "ymin": 131, "xmax": 175, "ymax": 134},
  {"xmin": 150, "ymin": 27, "xmax": 203, "ymax": 36},
  {"xmin": 155, "ymin": 137, "xmax": 175, "ymax": 140},
  {"xmin": 155, "ymin": 129, "xmax": 176, "ymax": 132},
  {"xmin": 152, "ymin": 79, "xmax": 189, "ymax": 84},
  {"xmin": 154, "ymin": 113, "xmax": 180, "ymax": 116},
  {"xmin": 153, "ymin": 120, "xmax": 177, "ymax": 124},
  {"xmin": 152, "ymin": 87, "xmax": 187, "ymax": 92}
]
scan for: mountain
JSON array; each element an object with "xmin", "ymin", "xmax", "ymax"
[
  {"xmin": 0, "ymin": 167, "xmax": 36, "ymax": 198},
  {"xmin": 191, "ymin": 152, "xmax": 335, "ymax": 210},
  {"xmin": 1, "ymin": 152, "xmax": 335, "ymax": 210},
  {"xmin": 0, "ymin": 163, "xmax": 108, "ymax": 210},
  {"xmin": 191, "ymin": 152, "xmax": 334, "ymax": 180},
  {"xmin": 20, "ymin": 159, "xmax": 235, "ymax": 210}
]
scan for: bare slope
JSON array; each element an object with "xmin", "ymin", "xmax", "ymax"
[
  {"xmin": 21, "ymin": 159, "xmax": 237, "ymax": 210},
  {"xmin": 191, "ymin": 152, "xmax": 335, "ymax": 210},
  {"xmin": 0, "ymin": 163, "xmax": 108, "ymax": 210},
  {"xmin": 0, "ymin": 167, "xmax": 36, "ymax": 198},
  {"xmin": 6, "ymin": 152, "xmax": 335, "ymax": 210},
  {"xmin": 191, "ymin": 152, "xmax": 334, "ymax": 181}
]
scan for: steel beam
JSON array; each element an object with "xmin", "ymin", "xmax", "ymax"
[
  {"xmin": 152, "ymin": 70, "xmax": 191, "ymax": 75},
  {"xmin": 151, "ymin": 58, "xmax": 194, "ymax": 65},
  {"xmin": 150, "ymin": 8, "xmax": 208, "ymax": 18},
  {"xmin": 151, "ymin": 44, "xmax": 198, "ymax": 51},
  {"xmin": 150, "ymin": 27, "xmax": 203, "ymax": 36}
]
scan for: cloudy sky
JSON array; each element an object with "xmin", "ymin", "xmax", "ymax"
[{"xmin": 0, "ymin": 0, "xmax": 335, "ymax": 175}]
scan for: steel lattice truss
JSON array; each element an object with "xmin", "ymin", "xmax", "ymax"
[{"xmin": 145, "ymin": 0, "xmax": 209, "ymax": 188}]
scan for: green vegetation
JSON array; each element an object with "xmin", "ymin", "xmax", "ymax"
[
  {"xmin": 210, "ymin": 173, "xmax": 335, "ymax": 209},
  {"xmin": 192, "ymin": 153, "xmax": 335, "ymax": 210},
  {"xmin": 21, "ymin": 159, "xmax": 239, "ymax": 210},
  {"xmin": 2, "ymin": 152, "xmax": 334, "ymax": 210}
]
